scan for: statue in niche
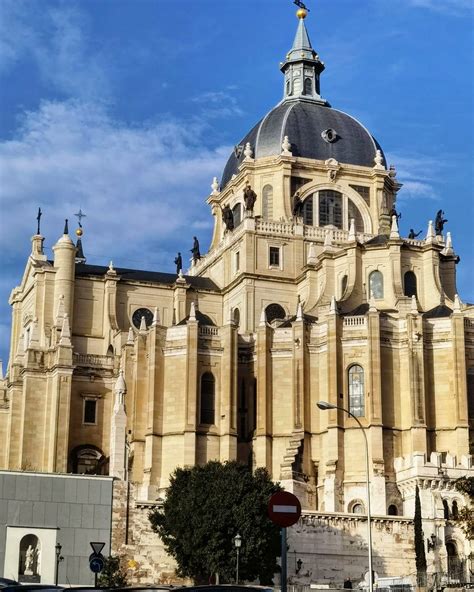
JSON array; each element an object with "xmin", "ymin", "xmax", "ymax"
[
  {"xmin": 292, "ymin": 191, "xmax": 304, "ymax": 218},
  {"xmin": 243, "ymin": 183, "xmax": 257, "ymax": 213},
  {"xmin": 435, "ymin": 209, "xmax": 448, "ymax": 235},
  {"xmin": 221, "ymin": 204, "xmax": 234, "ymax": 230},
  {"xmin": 408, "ymin": 229, "xmax": 422, "ymax": 239}
]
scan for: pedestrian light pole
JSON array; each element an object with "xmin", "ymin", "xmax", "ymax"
[
  {"xmin": 317, "ymin": 401, "xmax": 373, "ymax": 592},
  {"xmin": 55, "ymin": 542, "xmax": 63, "ymax": 585},
  {"xmin": 233, "ymin": 533, "xmax": 242, "ymax": 585}
]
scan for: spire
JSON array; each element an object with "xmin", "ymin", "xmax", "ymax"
[
  {"xmin": 152, "ymin": 307, "xmax": 160, "ymax": 327},
  {"xmin": 425, "ymin": 220, "xmax": 436, "ymax": 243},
  {"xmin": 390, "ymin": 215, "xmax": 400, "ymax": 240},
  {"xmin": 139, "ymin": 315, "xmax": 147, "ymax": 333},
  {"xmin": 126, "ymin": 327, "xmax": 135, "ymax": 344},
  {"xmin": 74, "ymin": 208, "xmax": 86, "ymax": 263},
  {"xmin": 63, "ymin": 219, "xmax": 69, "ymax": 235},
  {"xmin": 259, "ymin": 307, "xmax": 267, "ymax": 327},
  {"xmin": 307, "ymin": 242, "xmax": 317, "ymax": 265},
  {"xmin": 348, "ymin": 218, "xmax": 356, "ymax": 242},
  {"xmin": 280, "ymin": 9, "xmax": 326, "ymax": 104},
  {"xmin": 329, "ymin": 296, "xmax": 337, "ymax": 315},
  {"xmin": 411, "ymin": 295, "xmax": 418, "ymax": 315},
  {"xmin": 296, "ymin": 300, "xmax": 303, "ymax": 321},
  {"xmin": 189, "ymin": 301, "xmax": 197, "ymax": 322},
  {"xmin": 59, "ymin": 313, "xmax": 71, "ymax": 346}
]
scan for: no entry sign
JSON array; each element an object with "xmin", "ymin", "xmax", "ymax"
[{"xmin": 268, "ymin": 491, "xmax": 302, "ymax": 527}]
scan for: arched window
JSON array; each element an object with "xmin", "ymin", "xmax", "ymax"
[
  {"xmin": 446, "ymin": 541, "xmax": 464, "ymax": 581},
  {"xmin": 452, "ymin": 500, "xmax": 459, "ymax": 519},
  {"xmin": 262, "ymin": 185, "xmax": 273, "ymax": 220},
  {"xmin": 232, "ymin": 203, "xmax": 242, "ymax": 227},
  {"xmin": 233, "ymin": 308, "xmax": 240, "ymax": 326},
  {"xmin": 350, "ymin": 501, "xmax": 365, "ymax": 514},
  {"xmin": 303, "ymin": 195, "xmax": 314, "ymax": 225},
  {"xmin": 404, "ymin": 271, "xmax": 417, "ymax": 297},
  {"xmin": 200, "ymin": 372, "xmax": 215, "ymax": 425},
  {"xmin": 369, "ymin": 270, "xmax": 384, "ymax": 299},
  {"xmin": 303, "ymin": 77, "xmax": 312, "ymax": 96},
  {"xmin": 341, "ymin": 275, "xmax": 348, "ymax": 298},
  {"xmin": 265, "ymin": 303, "xmax": 286, "ymax": 324},
  {"xmin": 286, "ymin": 80, "xmax": 291, "ymax": 96},
  {"xmin": 388, "ymin": 504, "xmax": 398, "ymax": 516},
  {"xmin": 443, "ymin": 499, "xmax": 450, "ymax": 520},
  {"xmin": 319, "ymin": 190, "xmax": 343, "ymax": 228},
  {"xmin": 348, "ymin": 198, "xmax": 365, "ymax": 233},
  {"xmin": 348, "ymin": 365, "xmax": 365, "ymax": 417},
  {"xmin": 107, "ymin": 344, "xmax": 114, "ymax": 355},
  {"xmin": 71, "ymin": 445, "xmax": 107, "ymax": 475}
]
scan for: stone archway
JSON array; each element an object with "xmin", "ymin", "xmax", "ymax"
[{"xmin": 446, "ymin": 540, "xmax": 464, "ymax": 582}]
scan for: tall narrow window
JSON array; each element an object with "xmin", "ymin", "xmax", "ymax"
[
  {"xmin": 369, "ymin": 270, "xmax": 384, "ymax": 299},
  {"xmin": 303, "ymin": 195, "xmax": 313, "ymax": 225},
  {"xmin": 404, "ymin": 271, "xmax": 417, "ymax": 297},
  {"xmin": 341, "ymin": 275, "xmax": 348, "ymax": 298},
  {"xmin": 200, "ymin": 372, "xmax": 215, "ymax": 425},
  {"xmin": 269, "ymin": 246, "xmax": 280, "ymax": 267},
  {"xmin": 348, "ymin": 365, "xmax": 365, "ymax": 417},
  {"xmin": 83, "ymin": 399, "xmax": 97, "ymax": 425},
  {"xmin": 348, "ymin": 198, "xmax": 365, "ymax": 233},
  {"xmin": 232, "ymin": 203, "xmax": 242, "ymax": 227},
  {"xmin": 262, "ymin": 185, "xmax": 273, "ymax": 220},
  {"xmin": 303, "ymin": 77, "xmax": 312, "ymax": 95},
  {"xmin": 319, "ymin": 190, "xmax": 343, "ymax": 228}
]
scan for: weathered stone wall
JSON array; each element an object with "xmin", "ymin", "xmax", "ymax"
[
  {"xmin": 287, "ymin": 513, "xmax": 416, "ymax": 588},
  {"xmin": 112, "ymin": 480, "xmax": 188, "ymax": 585},
  {"xmin": 112, "ymin": 482, "xmax": 417, "ymax": 586}
]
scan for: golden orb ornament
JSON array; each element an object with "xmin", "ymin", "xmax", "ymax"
[
  {"xmin": 296, "ymin": 8, "xmax": 307, "ymax": 19},
  {"xmin": 75, "ymin": 228, "xmax": 83, "ymax": 237}
]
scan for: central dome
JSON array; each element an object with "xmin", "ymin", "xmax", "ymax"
[
  {"xmin": 221, "ymin": 99, "xmax": 384, "ymax": 188},
  {"xmin": 220, "ymin": 12, "xmax": 385, "ymax": 189}
]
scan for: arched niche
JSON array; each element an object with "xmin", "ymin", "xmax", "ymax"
[{"xmin": 19, "ymin": 533, "xmax": 40, "ymax": 581}]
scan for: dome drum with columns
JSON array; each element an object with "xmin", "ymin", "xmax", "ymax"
[{"xmin": 0, "ymin": 8, "xmax": 473, "ymax": 585}]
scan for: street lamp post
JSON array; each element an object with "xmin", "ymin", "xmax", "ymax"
[
  {"xmin": 233, "ymin": 533, "xmax": 242, "ymax": 585},
  {"xmin": 317, "ymin": 400, "xmax": 373, "ymax": 592},
  {"xmin": 55, "ymin": 542, "xmax": 63, "ymax": 585}
]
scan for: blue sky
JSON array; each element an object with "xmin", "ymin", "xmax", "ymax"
[{"xmin": 0, "ymin": 0, "xmax": 473, "ymax": 366}]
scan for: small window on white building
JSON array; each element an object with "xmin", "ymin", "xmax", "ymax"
[
  {"xmin": 269, "ymin": 246, "xmax": 280, "ymax": 267},
  {"xmin": 83, "ymin": 399, "xmax": 97, "ymax": 425},
  {"xmin": 235, "ymin": 251, "xmax": 240, "ymax": 272}
]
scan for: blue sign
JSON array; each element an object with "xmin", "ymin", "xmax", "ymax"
[{"xmin": 89, "ymin": 554, "xmax": 105, "ymax": 574}]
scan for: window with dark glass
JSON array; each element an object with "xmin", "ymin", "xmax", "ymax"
[
  {"xmin": 388, "ymin": 504, "xmax": 398, "ymax": 516},
  {"xmin": 290, "ymin": 176, "xmax": 311, "ymax": 196},
  {"xmin": 269, "ymin": 246, "xmax": 280, "ymax": 267},
  {"xmin": 348, "ymin": 198, "xmax": 365, "ymax": 233},
  {"xmin": 341, "ymin": 275, "xmax": 348, "ymax": 298},
  {"xmin": 303, "ymin": 77, "xmax": 312, "ymax": 95},
  {"xmin": 369, "ymin": 270, "xmax": 384, "ymax": 299},
  {"xmin": 349, "ymin": 184, "xmax": 370, "ymax": 205},
  {"xmin": 262, "ymin": 185, "xmax": 273, "ymax": 220},
  {"xmin": 319, "ymin": 190, "xmax": 343, "ymax": 228},
  {"xmin": 348, "ymin": 365, "xmax": 365, "ymax": 417},
  {"xmin": 83, "ymin": 399, "xmax": 97, "ymax": 424},
  {"xmin": 404, "ymin": 271, "xmax": 417, "ymax": 297},
  {"xmin": 302, "ymin": 195, "xmax": 313, "ymax": 225},
  {"xmin": 200, "ymin": 373, "xmax": 215, "ymax": 425},
  {"xmin": 265, "ymin": 303, "xmax": 286, "ymax": 323},
  {"xmin": 232, "ymin": 203, "xmax": 242, "ymax": 227}
]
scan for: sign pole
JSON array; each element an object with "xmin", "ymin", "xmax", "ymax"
[
  {"xmin": 95, "ymin": 572, "xmax": 98, "ymax": 587},
  {"xmin": 281, "ymin": 526, "xmax": 287, "ymax": 592}
]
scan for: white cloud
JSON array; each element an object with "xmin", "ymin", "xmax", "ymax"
[
  {"xmin": 0, "ymin": 1, "xmax": 109, "ymax": 100},
  {"xmin": 386, "ymin": 153, "xmax": 447, "ymax": 201},
  {"xmin": 0, "ymin": 100, "xmax": 230, "ymax": 268},
  {"xmin": 191, "ymin": 91, "xmax": 244, "ymax": 119}
]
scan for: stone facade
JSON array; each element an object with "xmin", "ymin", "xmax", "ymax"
[{"xmin": 1, "ymin": 9, "xmax": 473, "ymax": 587}]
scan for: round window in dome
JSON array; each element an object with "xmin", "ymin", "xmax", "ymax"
[{"xmin": 321, "ymin": 128, "xmax": 338, "ymax": 143}]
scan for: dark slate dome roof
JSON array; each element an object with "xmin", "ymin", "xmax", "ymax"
[{"xmin": 221, "ymin": 99, "xmax": 385, "ymax": 188}]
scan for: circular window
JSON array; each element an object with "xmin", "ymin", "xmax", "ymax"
[
  {"xmin": 321, "ymin": 128, "xmax": 337, "ymax": 143},
  {"xmin": 265, "ymin": 303, "xmax": 286, "ymax": 323},
  {"xmin": 132, "ymin": 307, "xmax": 154, "ymax": 329}
]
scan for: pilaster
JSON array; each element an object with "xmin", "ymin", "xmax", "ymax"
[
  {"xmin": 219, "ymin": 322, "xmax": 238, "ymax": 461},
  {"xmin": 254, "ymin": 316, "xmax": 273, "ymax": 470}
]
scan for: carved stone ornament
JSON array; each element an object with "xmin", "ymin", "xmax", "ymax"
[{"xmin": 281, "ymin": 135, "xmax": 292, "ymax": 156}]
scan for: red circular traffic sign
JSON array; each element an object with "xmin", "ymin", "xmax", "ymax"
[{"xmin": 268, "ymin": 491, "xmax": 302, "ymax": 527}]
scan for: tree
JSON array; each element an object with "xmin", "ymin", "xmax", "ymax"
[
  {"xmin": 453, "ymin": 476, "xmax": 474, "ymax": 540},
  {"xmin": 97, "ymin": 555, "xmax": 129, "ymax": 587},
  {"xmin": 149, "ymin": 460, "xmax": 282, "ymax": 583},
  {"xmin": 414, "ymin": 485, "xmax": 427, "ymax": 587}
]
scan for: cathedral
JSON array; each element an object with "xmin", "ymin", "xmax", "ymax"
[{"xmin": 1, "ymin": 7, "xmax": 473, "ymax": 585}]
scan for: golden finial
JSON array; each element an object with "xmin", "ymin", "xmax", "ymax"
[
  {"xmin": 75, "ymin": 227, "xmax": 83, "ymax": 237},
  {"xmin": 296, "ymin": 7, "xmax": 308, "ymax": 19},
  {"xmin": 74, "ymin": 208, "xmax": 86, "ymax": 237}
]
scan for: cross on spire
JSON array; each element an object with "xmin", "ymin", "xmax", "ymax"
[
  {"xmin": 294, "ymin": 0, "xmax": 310, "ymax": 12},
  {"xmin": 36, "ymin": 207, "xmax": 42, "ymax": 235},
  {"xmin": 74, "ymin": 208, "xmax": 87, "ymax": 228}
]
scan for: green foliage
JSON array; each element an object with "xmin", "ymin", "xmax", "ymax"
[
  {"xmin": 454, "ymin": 476, "xmax": 474, "ymax": 540},
  {"xmin": 414, "ymin": 485, "xmax": 427, "ymax": 585},
  {"xmin": 149, "ymin": 460, "xmax": 282, "ymax": 583},
  {"xmin": 97, "ymin": 555, "xmax": 129, "ymax": 587}
]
